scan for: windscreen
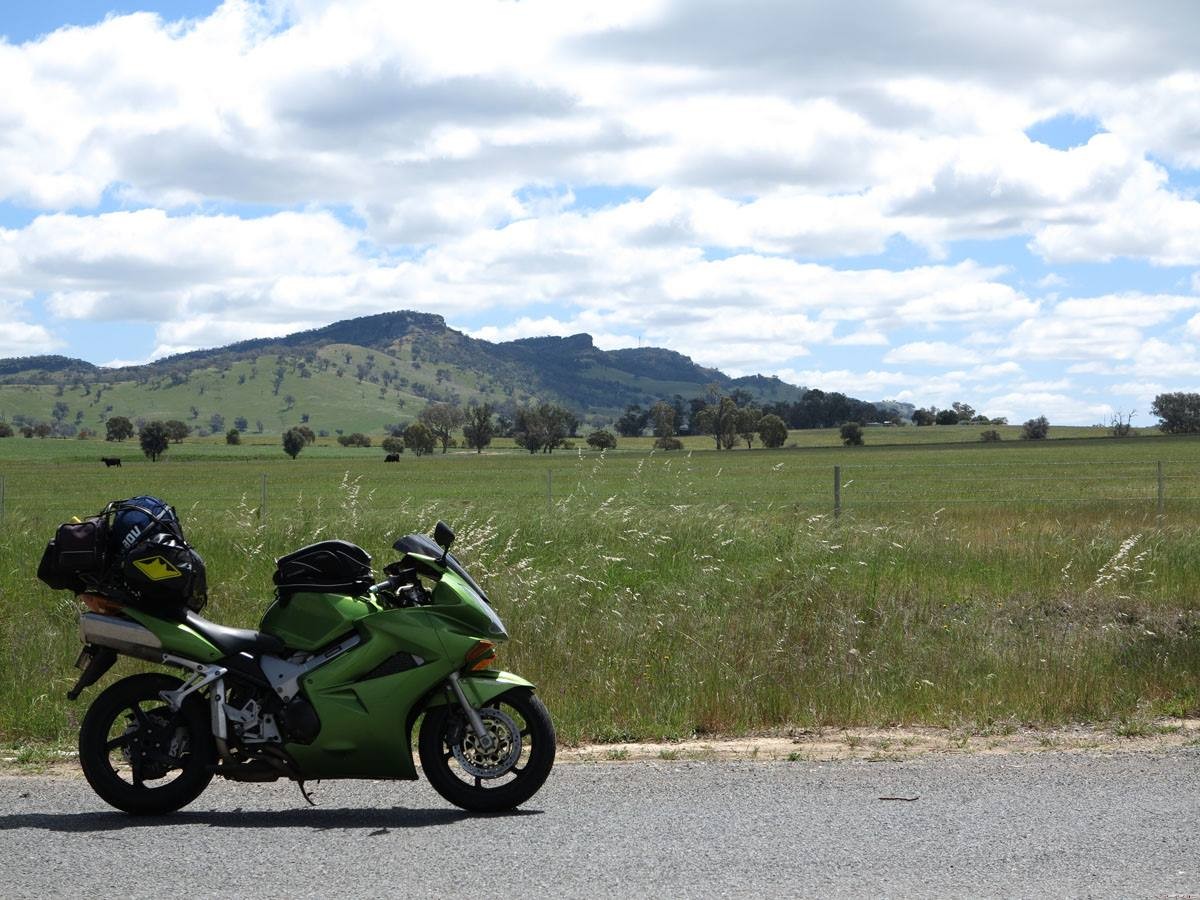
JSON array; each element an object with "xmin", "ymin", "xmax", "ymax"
[{"xmin": 392, "ymin": 533, "xmax": 491, "ymax": 604}]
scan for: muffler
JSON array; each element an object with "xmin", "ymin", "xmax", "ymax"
[{"xmin": 79, "ymin": 612, "xmax": 164, "ymax": 662}]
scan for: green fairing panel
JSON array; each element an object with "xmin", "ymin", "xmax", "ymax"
[
  {"xmin": 123, "ymin": 608, "xmax": 223, "ymax": 663},
  {"xmin": 427, "ymin": 670, "xmax": 536, "ymax": 708},
  {"xmin": 283, "ymin": 607, "xmax": 452, "ymax": 780},
  {"xmin": 260, "ymin": 592, "xmax": 379, "ymax": 652}
]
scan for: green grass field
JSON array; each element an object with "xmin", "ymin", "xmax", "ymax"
[{"xmin": 1, "ymin": 431, "xmax": 1198, "ymax": 749}]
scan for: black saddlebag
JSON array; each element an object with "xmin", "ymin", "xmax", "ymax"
[{"xmin": 273, "ymin": 540, "xmax": 373, "ymax": 599}]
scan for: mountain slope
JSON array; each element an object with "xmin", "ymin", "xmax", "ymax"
[{"xmin": 0, "ymin": 310, "xmax": 806, "ymax": 434}]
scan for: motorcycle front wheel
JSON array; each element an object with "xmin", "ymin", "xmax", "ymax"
[
  {"xmin": 79, "ymin": 672, "xmax": 215, "ymax": 815},
  {"xmin": 418, "ymin": 688, "xmax": 555, "ymax": 813}
]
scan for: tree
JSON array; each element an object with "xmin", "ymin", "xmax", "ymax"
[
  {"xmin": 297, "ymin": 425, "xmax": 316, "ymax": 445},
  {"xmin": 1109, "ymin": 410, "xmax": 1136, "ymax": 438},
  {"xmin": 462, "ymin": 402, "xmax": 495, "ymax": 453},
  {"xmin": 226, "ymin": 428, "xmax": 241, "ymax": 445},
  {"xmin": 693, "ymin": 396, "xmax": 739, "ymax": 450},
  {"xmin": 282, "ymin": 428, "xmax": 306, "ymax": 459},
  {"xmin": 337, "ymin": 433, "xmax": 372, "ymax": 448},
  {"xmin": 139, "ymin": 421, "xmax": 169, "ymax": 461},
  {"xmin": 382, "ymin": 436, "xmax": 405, "ymax": 455},
  {"xmin": 1021, "ymin": 416, "xmax": 1050, "ymax": 440},
  {"xmin": 419, "ymin": 402, "xmax": 466, "ymax": 453},
  {"xmin": 951, "ymin": 401, "xmax": 976, "ymax": 422},
  {"xmin": 980, "ymin": 429, "xmax": 1001, "ymax": 442},
  {"xmin": 0, "ymin": 422, "xmax": 12, "ymax": 438},
  {"xmin": 513, "ymin": 403, "xmax": 574, "ymax": 453},
  {"xmin": 758, "ymin": 414, "xmax": 788, "ymax": 448},
  {"xmin": 106, "ymin": 415, "xmax": 134, "ymax": 442},
  {"xmin": 912, "ymin": 409, "xmax": 935, "ymax": 427},
  {"xmin": 735, "ymin": 407, "xmax": 762, "ymax": 449},
  {"xmin": 234, "ymin": 416, "xmax": 249, "ymax": 432},
  {"xmin": 935, "ymin": 409, "xmax": 959, "ymax": 426},
  {"xmin": 403, "ymin": 421, "xmax": 436, "ymax": 456},
  {"xmin": 586, "ymin": 430, "xmax": 617, "ymax": 450},
  {"xmin": 1151, "ymin": 393, "xmax": 1200, "ymax": 434},
  {"xmin": 164, "ymin": 420, "xmax": 190, "ymax": 443},
  {"xmin": 615, "ymin": 404, "xmax": 650, "ymax": 437},
  {"xmin": 650, "ymin": 402, "xmax": 677, "ymax": 440},
  {"xmin": 209, "ymin": 413, "xmax": 225, "ymax": 433},
  {"xmin": 33, "ymin": 423, "xmax": 52, "ymax": 438},
  {"xmin": 840, "ymin": 422, "xmax": 864, "ymax": 446}
]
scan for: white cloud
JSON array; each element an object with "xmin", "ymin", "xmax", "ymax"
[
  {"xmin": 884, "ymin": 341, "xmax": 980, "ymax": 365},
  {"xmin": 983, "ymin": 391, "xmax": 1113, "ymax": 424},
  {"xmin": 0, "ymin": 321, "xmax": 61, "ymax": 357},
  {"xmin": 1, "ymin": 0, "xmax": 1198, "ymax": 425},
  {"xmin": 831, "ymin": 329, "xmax": 889, "ymax": 346}
]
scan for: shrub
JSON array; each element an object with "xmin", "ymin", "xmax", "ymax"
[
  {"xmin": 0, "ymin": 422, "xmax": 12, "ymax": 438},
  {"xmin": 337, "ymin": 432, "xmax": 372, "ymax": 448},
  {"xmin": 840, "ymin": 422, "xmax": 864, "ymax": 446},
  {"xmin": 382, "ymin": 436, "xmax": 405, "ymax": 455},
  {"xmin": 1021, "ymin": 416, "xmax": 1050, "ymax": 440},
  {"xmin": 758, "ymin": 414, "xmax": 787, "ymax": 448},
  {"xmin": 980, "ymin": 429, "xmax": 1001, "ymax": 442},
  {"xmin": 282, "ymin": 428, "xmax": 306, "ymax": 459},
  {"xmin": 586, "ymin": 430, "xmax": 617, "ymax": 451},
  {"xmin": 226, "ymin": 428, "xmax": 241, "ymax": 445},
  {"xmin": 654, "ymin": 436, "xmax": 683, "ymax": 450}
]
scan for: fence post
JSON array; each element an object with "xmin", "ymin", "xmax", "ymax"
[
  {"xmin": 833, "ymin": 465, "xmax": 841, "ymax": 520},
  {"xmin": 547, "ymin": 469, "xmax": 553, "ymax": 514},
  {"xmin": 1157, "ymin": 461, "xmax": 1165, "ymax": 519},
  {"xmin": 260, "ymin": 473, "xmax": 268, "ymax": 522}
]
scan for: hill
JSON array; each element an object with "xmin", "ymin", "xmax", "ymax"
[{"xmin": 0, "ymin": 310, "xmax": 814, "ymax": 435}]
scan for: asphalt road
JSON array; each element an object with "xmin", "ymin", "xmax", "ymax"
[{"xmin": 1, "ymin": 751, "xmax": 1197, "ymax": 899}]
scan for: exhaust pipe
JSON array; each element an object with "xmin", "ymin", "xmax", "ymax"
[{"xmin": 79, "ymin": 612, "xmax": 163, "ymax": 662}]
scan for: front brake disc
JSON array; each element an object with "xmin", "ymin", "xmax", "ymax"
[{"xmin": 452, "ymin": 707, "xmax": 522, "ymax": 778}]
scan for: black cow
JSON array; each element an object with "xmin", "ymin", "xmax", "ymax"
[
  {"xmin": 101, "ymin": 457, "xmax": 122, "ymax": 468},
  {"xmin": 384, "ymin": 454, "xmax": 400, "ymax": 463}
]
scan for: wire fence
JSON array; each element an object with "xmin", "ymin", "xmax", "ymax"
[
  {"xmin": 831, "ymin": 459, "xmax": 1200, "ymax": 519},
  {"xmin": 0, "ymin": 456, "xmax": 1197, "ymax": 529}
]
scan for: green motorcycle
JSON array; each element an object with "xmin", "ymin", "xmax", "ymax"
[{"xmin": 62, "ymin": 520, "xmax": 555, "ymax": 815}]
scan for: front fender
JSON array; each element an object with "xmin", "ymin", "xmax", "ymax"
[{"xmin": 424, "ymin": 670, "xmax": 536, "ymax": 710}]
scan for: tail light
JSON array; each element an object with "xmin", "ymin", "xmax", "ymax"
[{"xmin": 78, "ymin": 593, "xmax": 124, "ymax": 616}]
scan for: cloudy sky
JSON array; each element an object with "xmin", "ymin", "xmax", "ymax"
[{"xmin": 2, "ymin": 0, "xmax": 1199, "ymax": 423}]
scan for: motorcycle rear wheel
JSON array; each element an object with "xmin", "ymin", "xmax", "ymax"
[
  {"xmin": 418, "ymin": 688, "xmax": 555, "ymax": 813},
  {"xmin": 79, "ymin": 672, "xmax": 215, "ymax": 815}
]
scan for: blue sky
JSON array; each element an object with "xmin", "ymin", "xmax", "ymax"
[{"xmin": 2, "ymin": 0, "xmax": 1200, "ymax": 424}]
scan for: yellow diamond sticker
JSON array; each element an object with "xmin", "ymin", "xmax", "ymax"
[{"xmin": 132, "ymin": 556, "xmax": 182, "ymax": 581}]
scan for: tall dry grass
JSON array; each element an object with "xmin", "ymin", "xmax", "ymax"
[{"xmin": 1, "ymin": 438, "xmax": 1198, "ymax": 746}]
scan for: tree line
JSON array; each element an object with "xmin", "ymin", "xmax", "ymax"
[{"xmin": 8, "ymin": 392, "xmax": 1200, "ymax": 461}]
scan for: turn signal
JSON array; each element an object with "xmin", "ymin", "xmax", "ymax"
[
  {"xmin": 79, "ymin": 593, "xmax": 124, "ymax": 616},
  {"xmin": 465, "ymin": 640, "xmax": 497, "ymax": 671}
]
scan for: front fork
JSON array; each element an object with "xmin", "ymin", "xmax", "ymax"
[{"xmin": 446, "ymin": 671, "xmax": 495, "ymax": 751}]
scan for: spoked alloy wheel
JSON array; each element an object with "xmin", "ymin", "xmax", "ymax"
[
  {"xmin": 79, "ymin": 673, "xmax": 215, "ymax": 815},
  {"xmin": 418, "ymin": 688, "xmax": 555, "ymax": 813}
]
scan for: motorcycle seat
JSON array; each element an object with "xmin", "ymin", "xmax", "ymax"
[{"xmin": 184, "ymin": 611, "xmax": 286, "ymax": 657}]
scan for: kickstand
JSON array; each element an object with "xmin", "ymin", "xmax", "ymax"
[{"xmin": 296, "ymin": 780, "xmax": 317, "ymax": 807}]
